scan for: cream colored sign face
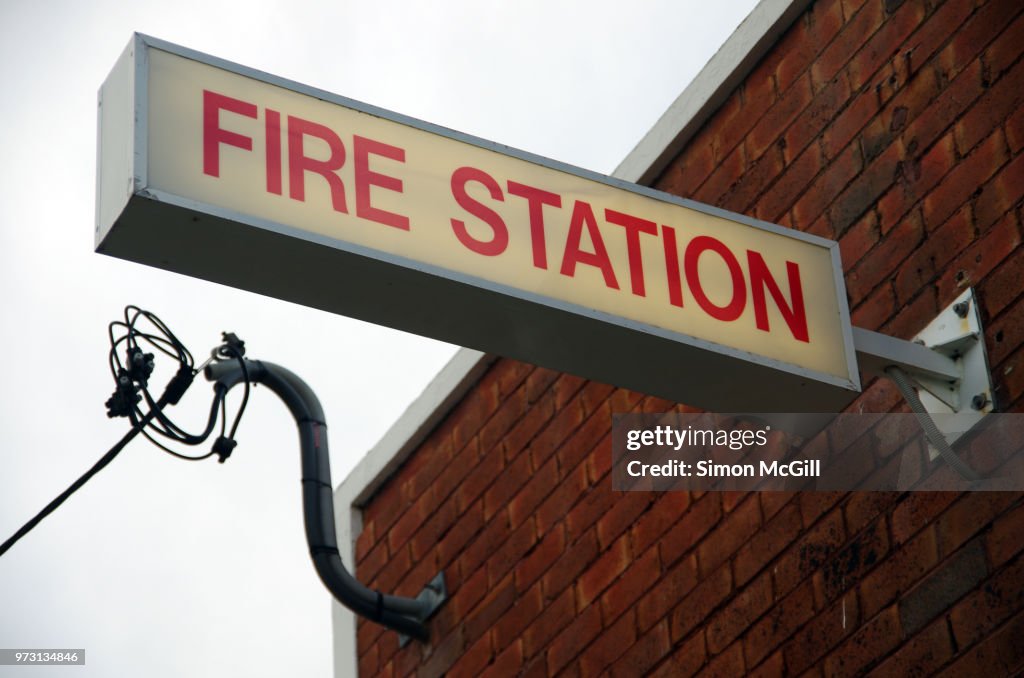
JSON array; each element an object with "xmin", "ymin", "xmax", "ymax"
[{"xmin": 146, "ymin": 48, "xmax": 851, "ymax": 381}]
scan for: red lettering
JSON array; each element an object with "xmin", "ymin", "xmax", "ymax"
[
  {"xmin": 747, "ymin": 251, "xmax": 809, "ymax": 342},
  {"xmin": 684, "ymin": 236, "xmax": 745, "ymax": 321},
  {"xmin": 203, "ymin": 90, "xmax": 256, "ymax": 178},
  {"xmin": 507, "ymin": 181, "xmax": 561, "ymax": 269},
  {"xmin": 287, "ymin": 115, "xmax": 348, "ymax": 213},
  {"xmin": 450, "ymin": 167, "xmax": 508, "ymax": 256},
  {"xmin": 353, "ymin": 136, "xmax": 409, "ymax": 230},
  {"xmin": 605, "ymin": 209, "xmax": 657, "ymax": 297},
  {"xmin": 662, "ymin": 225, "xmax": 684, "ymax": 308},
  {"xmin": 560, "ymin": 201, "xmax": 619, "ymax": 290},
  {"xmin": 265, "ymin": 108, "xmax": 282, "ymax": 195}
]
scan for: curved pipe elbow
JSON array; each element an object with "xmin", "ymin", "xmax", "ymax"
[{"xmin": 205, "ymin": 359, "xmax": 440, "ymax": 640}]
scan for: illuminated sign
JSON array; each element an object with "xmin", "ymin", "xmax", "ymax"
[{"xmin": 96, "ymin": 34, "xmax": 860, "ymax": 412}]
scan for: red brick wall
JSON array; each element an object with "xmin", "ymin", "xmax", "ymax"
[{"xmin": 354, "ymin": 0, "xmax": 1024, "ymax": 675}]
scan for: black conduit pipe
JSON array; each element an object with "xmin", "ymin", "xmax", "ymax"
[{"xmin": 205, "ymin": 359, "xmax": 438, "ymax": 641}]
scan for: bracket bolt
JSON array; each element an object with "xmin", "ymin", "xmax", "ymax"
[
  {"xmin": 971, "ymin": 393, "xmax": 989, "ymax": 410},
  {"xmin": 953, "ymin": 301, "xmax": 970, "ymax": 318}
]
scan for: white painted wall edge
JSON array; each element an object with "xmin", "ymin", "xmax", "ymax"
[
  {"xmin": 615, "ymin": 0, "xmax": 814, "ymax": 185},
  {"xmin": 332, "ymin": 348, "xmax": 495, "ymax": 677}
]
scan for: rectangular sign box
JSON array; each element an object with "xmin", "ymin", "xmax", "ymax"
[{"xmin": 96, "ymin": 34, "xmax": 861, "ymax": 413}]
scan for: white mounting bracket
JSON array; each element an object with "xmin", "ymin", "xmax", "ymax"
[{"xmin": 853, "ymin": 288, "xmax": 994, "ymax": 452}]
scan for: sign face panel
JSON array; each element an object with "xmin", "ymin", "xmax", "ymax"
[{"xmin": 97, "ymin": 35, "xmax": 861, "ymax": 412}]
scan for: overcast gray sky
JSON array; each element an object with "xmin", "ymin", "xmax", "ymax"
[{"xmin": 0, "ymin": 1, "xmax": 758, "ymax": 675}]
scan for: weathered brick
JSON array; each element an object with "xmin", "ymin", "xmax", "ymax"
[
  {"xmin": 454, "ymin": 443, "xmax": 504, "ymax": 513},
  {"xmin": 702, "ymin": 641, "xmax": 746, "ymax": 678},
  {"xmin": 899, "ymin": 538, "xmax": 988, "ymax": 636},
  {"xmin": 513, "ymin": 524, "xmax": 566, "ymax": 593},
  {"xmin": 493, "ymin": 584, "xmax": 543, "ymax": 651},
  {"xmin": 748, "ymin": 74, "xmax": 814, "ymax": 162},
  {"xmin": 777, "ymin": 1, "xmax": 844, "ymax": 93},
  {"xmin": 744, "ymin": 580, "xmax": 816, "ymax": 668},
  {"xmin": 358, "ymin": 536, "xmax": 390, "ymax": 585},
  {"xmin": 839, "ymin": 210, "xmax": 880, "ymax": 271},
  {"xmin": 521, "ymin": 587, "xmax": 573, "ymax": 659},
  {"xmin": 647, "ymin": 629, "xmax": 707, "ymax": 678},
  {"xmin": 846, "ymin": 209, "xmax": 924, "ymax": 304},
  {"xmin": 535, "ymin": 460, "xmax": 588, "ymax": 533},
  {"xmin": 545, "ymin": 603, "xmax": 601, "ymax": 675},
  {"xmin": 949, "ymin": 549, "xmax": 1024, "ymax": 650},
  {"xmin": 986, "ymin": 500, "xmax": 1024, "ymax": 567},
  {"xmin": 410, "ymin": 493, "xmax": 459, "ymax": 561},
  {"xmin": 1007, "ymin": 102, "xmax": 1024, "ymax": 154},
  {"xmin": 823, "ymin": 605, "xmax": 901, "ymax": 677},
  {"xmin": 893, "ymin": 204, "xmax": 974, "ymax": 303},
  {"xmin": 398, "ymin": 434, "xmax": 454, "ymax": 505},
  {"xmin": 851, "ymin": 281, "xmax": 896, "ymax": 329},
  {"xmin": 816, "ymin": 516, "xmax": 890, "ymax": 603},
  {"xmin": 792, "ymin": 141, "xmax": 863, "ymax": 230},
  {"xmin": 974, "ymin": 150, "xmax": 1024, "ymax": 233},
  {"xmin": 877, "ymin": 133, "xmax": 956, "ymax": 235},
  {"xmin": 598, "ymin": 542, "xmax": 659, "ymax": 623},
  {"xmin": 901, "ymin": 58, "xmax": 983, "ymax": 162},
  {"xmin": 457, "ymin": 507, "xmax": 511, "ymax": 586},
  {"xmin": 983, "ymin": 248, "xmax": 1024, "ymax": 318},
  {"xmin": 940, "ymin": 609, "xmax": 1024, "ymax": 676},
  {"xmin": 419, "ymin": 627, "xmax": 466, "ymax": 678},
  {"xmin": 696, "ymin": 494, "xmax": 762, "ymax": 577},
  {"xmin": 879, "ymin": 283, "xmax": 937, "ymax": 339},
  {"xmin": 636, "ymin": 553, "xmax": 698, "ymax": 632},
  {"xmin": 784, "ymin": 591, "xmax": 859, "ymax": 675},
  {"xmin": 374, "ymin": 541, "xmax": 413, "ymax": 593},
  {"xmin": 436, "ymin": 499, "xmax": 485, "ymax": 571},
  {"xmin": 630, "ymin": 491, "xmax": 690, "ymax": 555},
  {"xmin": 696, "ymin": 142, "xmax": 746, "ymax": 206},
  {"xmin": 923, "ymin": 130, "xmax": 1009, "ymax": 231},
  {"xmin": 727, "ymin": 142, "xmax": 786, "ymax": 213},
  {"xmin": 811, "ymin": 0, "xmax": 885, "ymax": 88},
  {"xmin": 706, "ymin": 570, "xmax": 774, "ymax": 654},
  {"xmin": 933, "ymin": 0, "xmax": 1021, "ymax": 84},
  {"xmin": 482, "ymin": 450, "xmax": 531, "ymax": 521},
  {"xmin": 608, "ymin": 618, "xmax": 671, "ymax": 678},
  {"xmin": 528, "ymin": 398, "xmax": 584, "ymax": 469},
  {"xmin": 955, "ymin": 54, "xmax": 1024, "ymax": 155},
  {"xmin": 594, "ymin": 491, "xmax": 651, "ymax": 550},
  {"xmin": 775, "ymin": 506, "xmax": 846, "ymax": 597},
  {"xmin": 575, "ymin": 534, "xmax": 631, "ymax": 609},
  {"xmin": 669, "ymin": 563, "xmax": 733, "ymax": 642},
  {"xmin": 556, "ymin": 401, "xmax": 612, "ymax": 473},
  {"xmin": 760, "ymin": 139, "xmax": 826, "ymax": 223},
  {"xmin": 486, "ymin": 516, "xmax": 538, "ymax": 588},
  {"xmin": 935, "ymin": 492, "xmax": 1019, "ymax": 557},
  {"xmin": 450, "ymin": 630, "xmax": 493, "ymax": 677},
  {"xmin": 844, "ymin": 0, "xmax": 926, "ymax": 92},
  {"xmin": 869, "ymin": 616, "xmax": 954, "ymax": 678},
  {"xmin": 659, "ymin": 493, "xmax": 722, "ymax": 567},
  {"xmin": 577, "ymin": 608, "xmax": 636, "ymax": 677},
  {"xmin": 507, "ymin": 455, "xmax": 559, "ymax": 528},
  {"xmin": 482, "ymin": 640, "xmax": 523, "ymax": 677},
  {"xmin": 541, "ymin": 529, "xmax": 599, "ymax": 601}
]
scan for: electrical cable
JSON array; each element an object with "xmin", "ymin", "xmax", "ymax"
[
  {"xmin": 1, "ymin": 306, "xmax": 243, "ymax": 558},
  {"xmin": 0, "ymin": 401, "xmax": 163, "ymax": 558}
]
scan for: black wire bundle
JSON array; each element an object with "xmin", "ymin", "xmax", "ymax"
[
  {"xmin": 107, "ymin": 306, "xmax": 248, "ymax": 461},
  {"xmin": 0, "ymin": 306, "xmax": 249, "ymax": 558}
]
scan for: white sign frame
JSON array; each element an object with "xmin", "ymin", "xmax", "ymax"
[{"xmin": 96, "ymin": 34, "xmax": 861, "ymax": 413}]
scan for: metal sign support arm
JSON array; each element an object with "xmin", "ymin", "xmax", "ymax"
[{"xmin": 851, "ymin": 288, "xmax": 994, "ymax": 450}]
